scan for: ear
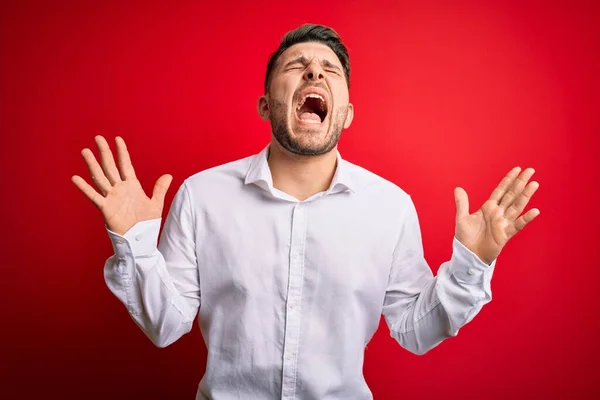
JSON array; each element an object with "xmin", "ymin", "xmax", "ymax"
[
  {"xmin": 343, "ymin": 103, "xmax": 354, "ymax": 129},
  {"xmin": 257, "ymin": 95, "xmax": 270, "ymax": 121}
]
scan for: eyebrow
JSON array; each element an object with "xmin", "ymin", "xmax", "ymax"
[
  {"xmin": 283, "ymin": 56, "xmax": 342, "ymax": 72},
  {"xmin": 321, "ymin": 59, "xmax": 342, "ymax": 72}
]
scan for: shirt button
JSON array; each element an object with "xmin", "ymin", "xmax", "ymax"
[
  {"xmin": 285, "ymin": 354, "xmax": 293, "ymax": 361},
  {"xmin": 467, "ymin": 268, "xmax": 474, "ymax": 275},
  {"xmin": 134, "ymin": 235, "xmax": 142, "ymax": 241}
]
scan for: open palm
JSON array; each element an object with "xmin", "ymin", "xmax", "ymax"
[
  {"xmin": 71, "ymin": 135, "xmax": 172, "ymax": 236},
  {"xmin": 454, "ymin": 167, "xmax": 540, "ymax": 264}
]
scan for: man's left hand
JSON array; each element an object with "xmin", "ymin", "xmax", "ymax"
[{"xmin": 454, "ymin": 167, "xmax": 540, "ymax": 265}]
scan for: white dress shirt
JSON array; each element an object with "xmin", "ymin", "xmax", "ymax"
[{"xmin": 104, "ymin": 144, "xmax": 496, "ymax": 400}]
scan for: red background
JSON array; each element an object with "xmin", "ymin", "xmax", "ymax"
[{"xmin": 1, "ymin": 1, "xmax": 599, "ymax": 399}]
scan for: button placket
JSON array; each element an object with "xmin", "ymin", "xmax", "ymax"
[{"xmin": 281, "ymin": 202, "xmax": 307, "ymax": 399}]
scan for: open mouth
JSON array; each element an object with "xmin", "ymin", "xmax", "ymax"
[{"xmin": 296, "ymin": 93, "xmax": 328, "ymax": 124}]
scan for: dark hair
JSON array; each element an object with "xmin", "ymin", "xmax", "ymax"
[{"xmin": 264, "ymin": 24, "xmax": 351, "ymax": 93}]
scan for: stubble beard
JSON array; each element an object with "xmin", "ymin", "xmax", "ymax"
[{"xmin": 268, "ymin": 99, "xmax": 347, "ymax": 156}]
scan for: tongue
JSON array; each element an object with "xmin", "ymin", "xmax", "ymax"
[{"xmin": 298, "ymin": 112, "xmax": 321, "ymax": 122}]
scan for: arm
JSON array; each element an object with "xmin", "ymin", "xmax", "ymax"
[
  {"xmin": 104, "ymin": 182, "xmax": 200, "ymax": 348},
  {"xmin": 382, "ymin": 196, "xmax": 495, "ymax": 355},
  {"xmin": 71, "ymin": 135, "xmax": 199, "ymax": 347},
  {"xmin": 384, "ymin": 166, "xmax": 540, "ymax": 355}
]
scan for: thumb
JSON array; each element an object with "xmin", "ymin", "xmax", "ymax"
[
  {"xmin": 152, "ymin": 174, "xmax": 173, "ymax": 204},
  {"xmin": 454, "ymin": 187, "xmax": 469, "ymax": 220}
]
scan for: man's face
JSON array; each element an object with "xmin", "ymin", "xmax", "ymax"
[{"xmin": 259, "ymin": 42, "xmax": 354, "ymax": 156}]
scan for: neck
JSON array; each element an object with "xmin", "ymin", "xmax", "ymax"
[{"xmin": 267, "ymin": 139, "xmax": 338, "ymax": 201}]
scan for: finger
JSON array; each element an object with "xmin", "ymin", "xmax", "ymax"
[
  {"xmin": 506, "ymin": 208, "xmax": 540, "ymax": 239},
  {"xmin": 71, "ymin": 175, "xmax": 105, "ymax": 208},
  {"xmin": 81, "ymin": 148, "xmax": 112, "ymax": 195},
  {"xmin": 454, "ymin": 187, "xmax": 469, "ymax": 220},
  {"xmin": 151, "ymin": 174, "xmax": 173, "ymax": 204},
  {"xmin": 115, "ymin": 136, "xmax": 136, "ymax": 180},
  {"xmin": 505, "ymin": 181, "xmax": 540, "ymax": 221},
  {"xmin": 95, "ymin": 135, "xmax": 121, "ymax": 185},
  {"xmin": 499, "ymin": 168, "xmax": 536, "ymax": 209},
  {"xmin": 489, "ymin": 167, "xmax": 522, "ymax": 203}
]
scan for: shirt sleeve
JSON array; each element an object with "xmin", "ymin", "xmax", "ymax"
[
  {"xmin": 103, "ymin": 182, "xmax": 200, "ymax": 348},
  {"xmin": 382, "ymin": 195, "xmax": 496, "ymax": 355}
]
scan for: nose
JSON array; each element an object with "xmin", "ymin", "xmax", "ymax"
[{"xmin": 303, "ymin": 61, "xmax": 324, "ymax": 82}]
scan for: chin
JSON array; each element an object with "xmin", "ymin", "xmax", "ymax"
[{"xmin": 281, "ymin": 128, "xmax": 338, "ymax": 156}]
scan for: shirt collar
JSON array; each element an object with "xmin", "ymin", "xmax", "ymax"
[{"xmin": 244, "ymin": 144, "xmax": 355, "ymax": 196}]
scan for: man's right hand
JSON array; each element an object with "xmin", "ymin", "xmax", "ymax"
[{"xmin": 71, "ymin": 135, "xmax": 173, "ymax": 236}]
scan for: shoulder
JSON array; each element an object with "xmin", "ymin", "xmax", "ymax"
[
  {"xmin": 181, "ymin": 153, "xmax": 255, "ymax": 199},
  {"xmin": 343, "ymin": 159, "xmax": 411, "ymax": 205}
]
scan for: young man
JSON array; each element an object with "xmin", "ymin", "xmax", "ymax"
[{"xmin": 72, "ymin": 24, "xmax": 540, "ymax": 400}]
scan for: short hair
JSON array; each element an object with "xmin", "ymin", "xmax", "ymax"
[{"xmin": 264, "ymin": 24, "xmax": 351, "ymax": 93}]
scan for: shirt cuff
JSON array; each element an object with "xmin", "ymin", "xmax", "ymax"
[
  {"xmin": 449, "ymin": 236, "xmax": 497, "ymax": 284},
  {"xmin": 106, "ymin": 219, "xmax": 162, "ymax": 257}
]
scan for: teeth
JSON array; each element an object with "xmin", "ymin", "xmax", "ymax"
[
  {"xmin": 299, "ymin": 119, "xmax": 321, "ymax": 124},
  {"xmin": 297, "ymin": 93, "xmax": 327, "ymax": 111}
]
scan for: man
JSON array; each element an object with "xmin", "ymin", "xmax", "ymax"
[{"xmin": 72, "ymin": 24, "xmax": 540, "ymax": 399}]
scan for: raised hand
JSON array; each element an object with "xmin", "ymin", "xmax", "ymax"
[
  {"xmin": 71, "ymin": 135, "xmax": 173, "ymax": 236},
  {"xmin": 453, "ymin": 167, "xmax": 540, "ymax": 264}
]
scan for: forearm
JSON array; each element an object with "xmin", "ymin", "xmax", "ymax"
[
  {"xmin": 104, "ymin": 219, "xmax": 198, "ymax": 348},
  {"xmin": 388, "ymin": 237, "xmax": 495, "ymax": 355}
]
